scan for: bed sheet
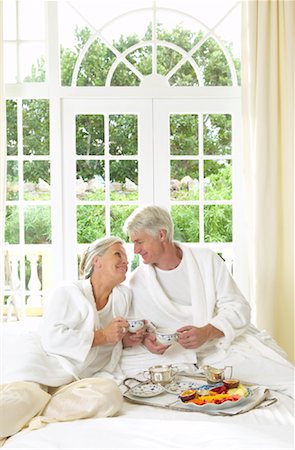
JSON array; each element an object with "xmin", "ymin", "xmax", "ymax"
[
  {"xmin": 1, "ymin": 324, "xmax": 294, "ymax": 449},
  {"xmin": 3, "ymin": 392, "xmax": 294, "ymax": 449}
]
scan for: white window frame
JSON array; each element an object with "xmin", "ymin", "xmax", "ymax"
[
  {"xmin": 4, "ymin": 1, "xmax": 249, "ymax": 318},
  {"xmin": 61, "ymin": 97, "xmax": 154, "ymax": 280}
]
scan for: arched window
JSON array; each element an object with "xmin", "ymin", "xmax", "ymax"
[
  {"xmin": 65, "ymin": 5, "xmax": 239, "ymax": 87},
  {"xmin": 4, "ymin": 1, "xmax": 245, "ymax": 320}
]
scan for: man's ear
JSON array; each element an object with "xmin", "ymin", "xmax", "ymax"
[{"xmin": 159, "ymin": 229, "xmax": 167, "ymax": 241}]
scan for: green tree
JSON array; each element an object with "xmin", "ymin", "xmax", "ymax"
[
  {"xmin": 6, "ymin": 22, "xmax": 240, "ymax": 245},
  {"xmin": 21, "ymin": 23, "xmax": 239, "ymax": 183}
]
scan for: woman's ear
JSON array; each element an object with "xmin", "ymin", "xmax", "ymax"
[{"xmin": 92, "ymin": 255, "xmax": 102, "ymax": 269}]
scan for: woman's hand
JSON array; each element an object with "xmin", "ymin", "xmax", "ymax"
[
  {"xmin": 122, "ymin": 324, "xmax": 148, "ymax": 348},
  {"xmin": 92, "ymin": 317, "xmax": 129, "ymax": 346},
  {"xmin": 143, "ymin": 333, "xmax": 169, "ymax": 354}
]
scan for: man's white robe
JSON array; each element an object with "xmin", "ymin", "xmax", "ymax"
[{"xmin": 121, "ymin": 245, "xmax": 294, "ymax": 396}]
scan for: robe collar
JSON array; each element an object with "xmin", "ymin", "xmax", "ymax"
[{"xmin": 143, "ymin": 242, "xmax": 208, "ymax": 326}]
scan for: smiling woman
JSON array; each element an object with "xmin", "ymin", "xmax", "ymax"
[{"xmin": 0, "ymin": 236, "xmax": 147, "ymax": 443}]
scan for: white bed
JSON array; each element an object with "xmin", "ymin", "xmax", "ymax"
[
  {"xmin": 1, "ymin": 323, "xmax": 294, "ymax": 450},
  {"xmin": 2, "ymin": 390, "xmax": 294, "ymax": 449}
]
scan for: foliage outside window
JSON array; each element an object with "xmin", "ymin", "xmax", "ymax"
[{"xmin": 5, "ymin": 22, "xmax": 239, "ymax": 247}]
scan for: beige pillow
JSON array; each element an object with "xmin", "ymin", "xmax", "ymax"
[
  {"xmin": 29, "ymin": 377, "xmax": 123, "ymax": 430},
  {"xmin": 0, "ymin": 381, "xmax": 51, "ymax": 439}
]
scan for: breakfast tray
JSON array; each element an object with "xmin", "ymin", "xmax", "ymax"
[{"xmin": 122, "ymin": 377, "xmax": 277, "ymax": 416}]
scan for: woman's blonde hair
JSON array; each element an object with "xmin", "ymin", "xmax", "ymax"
[
  {"xmin": 123, "ymin": 205, "xmax": 174, "ymax": 242},
  {"xmin": 79, "ymin": 236, "xmax": 125, "ymax": 279}
]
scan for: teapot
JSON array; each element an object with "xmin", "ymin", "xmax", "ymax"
[{"xmin": 202, "ymin": 365, "xmax": 233, "ymax": 384}]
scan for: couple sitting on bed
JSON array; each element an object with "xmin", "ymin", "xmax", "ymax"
[{"xmin": 1, "ymin": 205, "xmax": 294, "ymax": 444}]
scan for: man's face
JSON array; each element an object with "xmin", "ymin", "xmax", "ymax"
[{"xmin": 130, "ymin": 230, "xmax": 164, "ymax": 265}]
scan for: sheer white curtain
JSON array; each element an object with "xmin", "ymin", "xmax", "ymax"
[
  {"xmin": 242, "ymin": 1, "xmax": 294, "ymax": 361},
  {"xmin": 0, "ymin": 1, "xmax": 7, "ymax": 320}
]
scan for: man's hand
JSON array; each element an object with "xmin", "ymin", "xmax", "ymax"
[
  {"xmin": 177, "ymin": 324, "xmax": 224, "ymax": 349},
  {"xmin": 143, "ymin": 333, "xmax": 169, "ymax": 354}
]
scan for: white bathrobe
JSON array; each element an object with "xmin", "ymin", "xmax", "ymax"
[
  {"xmin": 120, "ymin": 245, "xmax": 294, "ymax": 395},
  {"xmin": 3, "ymin": 280, "xmax": 131, "ymax": 386}
]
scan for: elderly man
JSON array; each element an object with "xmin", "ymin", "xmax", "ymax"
[{"xmin": 121, "ymin": 205, "xmax": 294, "ymax": 396}]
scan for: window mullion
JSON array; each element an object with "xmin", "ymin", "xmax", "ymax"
[
  {"xmin": 199, "ymin": 113, "xmax": 204, "ymax": 244},
  {"xmin": 17, "ymin": 99, "xmax": 26, "ymax": 318},
  {"xmin": 105, "ymin": 113, "xmax": 110, "ymax": 235}
]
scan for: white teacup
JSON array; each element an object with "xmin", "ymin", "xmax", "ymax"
[
  {"xmin": 127, "ymin": 318, "xmax": 145, "ymax": 333},
  {"xmin": 155, "ymin": 328, "xmax": 178, "ymax": 346}
]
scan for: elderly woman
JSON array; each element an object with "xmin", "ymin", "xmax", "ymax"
[
  {"xmin": 41, "ymin": 236, "xmax": 131, "ymax": 381},
  {"xmin": 1, "ymin": 236, "xmax": 143, "ymax": 444}
]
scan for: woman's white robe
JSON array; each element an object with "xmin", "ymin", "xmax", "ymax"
[
  {"xmin": 120, "ymin": 245, "xmax": 294, "ymax": 395},
  {"xmin": 3, "ymin": 280, "xmax": 131, "ymax": 386}
]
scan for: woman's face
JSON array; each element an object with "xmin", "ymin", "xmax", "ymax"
[{"xmin": 93, "ymin": 243, "xmax": 128, "ymax": 283}]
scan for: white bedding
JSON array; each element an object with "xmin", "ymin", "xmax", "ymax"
[
  {"xmin": 1, "ymin": 323, "xmax": 294, "ymax": 449},
  {"xmin": 3, "ymin": 393, "xmax": 294, "ymax": 449}
]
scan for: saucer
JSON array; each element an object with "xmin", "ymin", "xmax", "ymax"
[
  {"xmin": 164, "ymin": 380, "xmax": 200, "ymax": 395},
  {"xmin": 128, "ymin": 383, "xmax": 165, "ymax": 398}
]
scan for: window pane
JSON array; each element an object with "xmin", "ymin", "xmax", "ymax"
[
  {"xmin": 3, "ymin": 0, "xmax": 17, "ymax": 40},
  {"xmin": 7, "ymin": 161, "xmax": 19, "ymax": 200},
  {"xmin": 5, "ymin": 206, "xmax": 19, "ymax": 244},
  {"xmin": 76, "ymin": 160, "xmax": 105, "ymax": 200},
  {"xmin": 204, "ymin": 114, "xmax": 232, "ymax": 155},
  {"xmin": 204, "ymin": 205, "xmax": 232, "ymax": 242},
  {"xmin": 171, "ymin": 205, "xmax": 199, "ymax": 242},
  {"xmin": 126, "ymin": 46, "xmax": 152, "ymax": 76},
  {"xmin": 77, "ymin": 205, "xmax": 105, "ymax": 243},
  {"xmin": 6, "ymin": 100, "xmax": 18, "ymax": 156},
  {"xmin": 106, "ymin": 10, "xmax": 151, "ymax": 51},
  {"xmin": 23, "ymin": 100, "xmax": 50, "ymax": 155},
  {"xmin": 111, "ymin": 63, "xmax": 141, "ymax": 86},
  {"xmin": 109, "ymin": 115, "xmax": 138, "ymax": 156},
  {"xmin": 23, "ymin": 161, "xmax": 51, "ymax": 200},
  {"xmin": 169, "ymin": 61, "xmax": 199, "ymax": 86},
  {"xmin": 157, "ymin": 46, "xmax": 182, "ymax": 77},
  {"xmin": 110, "ymin": 161, "xmax": 138, "ymax": 201},
  {"xmin": 170, "ymin": 160, "xmax": 199, "ymax": 201},
  {"xmin": 4, "ymin": 43, "xmax": 17, "ymax": 83},
  {"xmin": 24, "ymin": 206, "xmax": 51, "ymax": 244},
  {"xmin": 76, "ymin": 115, "xmax": 105, "ymax": 155},
  {"xmin": 204, "ymin": 160, "xmax": 232, "ymax": 200},
  {"xmin": 77, "ymin": 37, "xmax": 116, "ymax": 87},
  {"xmin": 156, "ymin": 12, "xmax": 201, "ymax": 52},
  {"xmin": 110, "ymin": 205, "xmax": 137, "ymax": 239},
  {"xmin": 170, "ymin": 114, "xmax": 198, "ymax": 156},
  {"xmin": 20, "ymin": 43, "xmax": 46, "ymax": 82},
  {"xmin": 193, "ymin": 37, "xmax": 232, "ymax": 86},
  {"xmin": 19, "ymin": 1, "xmax": 45, "ymax": 40}
]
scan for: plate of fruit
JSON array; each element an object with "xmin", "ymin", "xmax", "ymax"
[{"xmin": 178, "ymin": 381, "xmax": 252, "ymax": 410}]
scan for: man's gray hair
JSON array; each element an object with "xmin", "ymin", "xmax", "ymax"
[
  {"xmin": 80, "ymin": 236, "xmax": 125, "ymax": 279},
  {"xmin": 123, "ymin": 205, "xmax": 174, "ymax": 242}
]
